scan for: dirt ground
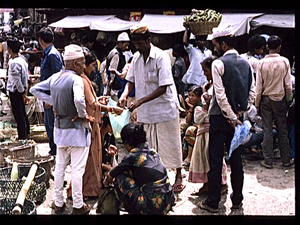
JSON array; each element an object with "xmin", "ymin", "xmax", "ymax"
[{"xmin": 34, "ymin": 141, "xmax": 295, "ymax": 216}]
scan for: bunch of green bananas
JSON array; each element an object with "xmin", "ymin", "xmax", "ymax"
[{"xmin": 184, "ymin": 9, "xmax": 222, "ymax": 22}]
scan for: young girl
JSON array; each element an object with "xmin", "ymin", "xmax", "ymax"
[
  {"xmin": 189, "ymin": 56, "xmax": 228, "ymax": 196},
  {"xmin": 181, "ymin": 85, "xmax": 203, "ymax": 168}
]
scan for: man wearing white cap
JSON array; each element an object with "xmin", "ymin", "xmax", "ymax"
[
  {"xmin": 30, "ymin": 44, "xmax": 91, "ymax": 215},
  {"xmin": 198, "ymin": 27, "xmax": 255, "ymax": 213},
  {"xmin": 106, "ymin": 32, "xmax": 130, "ymax": 100}
]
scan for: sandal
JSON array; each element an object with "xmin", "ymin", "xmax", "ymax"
[{"xmin": 172, "ymin": 183, "xmax": 186, "ymax": 193}]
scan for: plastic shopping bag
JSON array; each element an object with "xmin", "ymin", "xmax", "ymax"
[
  {"xmin": 228, "ymin": 120, "xmax": 251, "ymax": 159},
  {"xmin": 107, "ymin": 98, "xmax": 130, "ymax": 141}
]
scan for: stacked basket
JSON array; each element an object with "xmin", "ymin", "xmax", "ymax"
[{"xmin": 184, "ymin": 9, "xmax": 222, "ymax": 36}]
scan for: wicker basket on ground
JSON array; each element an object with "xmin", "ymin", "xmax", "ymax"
[
  {"xmin": 5, "ymin": 155, "xmax": 54, "ymax": 188},
  {"xmin": 185, "ymin": 20, "xmax": 220, "ymax": 36},
  {"xmin": 0, "ymin": 198, "xmax": 36, "ymax": 215},
  {"xmin": 0, "ymin": 140, "xmax": 36, "ymax": 159},
  {"xmin": 0, "ymin": 165, "xmax": 46, "ymax": 204}
]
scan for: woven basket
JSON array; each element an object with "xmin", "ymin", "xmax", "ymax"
[
  {"xmin": 0, "ymin": 198, "xmax": 36, "ymax": 215},
  {"xmin": 186, "ymin": 21, "xmax": 220, "ymax": 36},
  {"xmin": 5, "ymin": 156, "xmax": 54, "ymax": 188},
  {"xmin": 0, "ymin": 166, "xmax": 46, "ymax": 203},
  {"xmin": 0, "ymin": 140, "xmax": 36, "ymax": 159}
]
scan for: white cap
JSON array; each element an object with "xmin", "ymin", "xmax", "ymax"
[
  {"xmin": 117, "ymin": 32, "xmax": 130, "ymax": 42},
  {"xmin": 63, "ymin": 44, "xmax": 84, "ymax": 61}
]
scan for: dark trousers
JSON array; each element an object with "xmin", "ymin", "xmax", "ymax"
[
  {"xmin": 9, "ymin": 91, "xmax": 30, "ymax": 139},
  {"xmin": 205, "ymin": 115, "xmax": 244, "ymax": 209},
  {"xmin": 260, "ymin": 96, "xmax": 290, "ymax": 164},
  {"xmin": 44, "ymin": 103, "xmax": 57, "ymax": 155}
]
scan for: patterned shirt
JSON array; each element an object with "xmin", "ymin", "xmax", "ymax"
[{"xmin": 109, "ymin": 143, "xmax": 167, "ymax": 187}]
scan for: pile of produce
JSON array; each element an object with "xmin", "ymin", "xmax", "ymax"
[{"xmin": 184, "ymin": 8, "xmax": 222, "ymax": 22}]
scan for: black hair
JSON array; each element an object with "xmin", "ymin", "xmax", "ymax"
[
  {"xmin": 188, "ymin": 85, "xmax": 203, "ymax": 97},
  {"xmin": 214, "ymin": 35, "xmax": 237, "ymax": 48},
  {"xmin": 173, "ymin": 44, "xmax": 185, "ymax": 57},
  {"xmin": 130, "ymin": 31, "xmax": 151, "ymax": 42},
  {"xmin": 247, "ymin": 35, "xmax": 266, "ymax": 52},
  {"xmin": 267, "ymin": 35, "xmax": 282, "ymax": 50},
  {"xmin": 121, "ymin": 123, "xmax": 147, "ymax": 147},
  {"xmin": 195, "ymin": 35, "xmax": 208, "ymax": 41},
  {"xmin": 7, "ymin": 37, "xmax": 21, "ymax": 53},
  {"xmin": 102, "ymin": 114, "xmax": 111, "ymax": 128},
  {"xmin": 201, "ymin": 55, "xmax": 218, "ymax": 69},
  {"xmin": 37, "ymin": 27, "xmax": 54, "ymax": 43},
  {"xmin": 81, "ymin": 35, "xmax": 94, "ymax": 45},
  {"xmin": 83, "ymin": 47, "xmax": 97, "ymax": 66}
]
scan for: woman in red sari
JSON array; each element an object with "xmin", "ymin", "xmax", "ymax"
[{"xmin": 67, "ymin": 48, "xmax": 123, "ymax": 200}]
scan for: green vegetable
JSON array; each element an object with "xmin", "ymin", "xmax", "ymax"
[{"xmin": 184, "ymin": 8, "xmax": 222, "ymax": 22}]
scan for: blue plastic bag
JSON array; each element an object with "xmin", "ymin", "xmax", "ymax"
[
  {"xmin": 107, "ymin": 98, "xmax": 130, "ymax": 140},
  {"xmin": 228, "ymin": 120, "xmax": 251, "ymax": 159}
]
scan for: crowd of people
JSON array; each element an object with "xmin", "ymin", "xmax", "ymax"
[{"xmin": 0, "ymin": 20, "xmax": 295, "ymax": 215}]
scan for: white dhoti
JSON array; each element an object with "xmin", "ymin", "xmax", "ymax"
[{"xmin": 143, "ymin": 113, "xmax": 182, "ymax": 169}]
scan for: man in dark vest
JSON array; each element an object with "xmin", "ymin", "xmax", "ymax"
[
  {"xmin": 106, "ymin": 32, "xmax": 130, "ymax": 101},
  {"xmin": 198, "ymin": 27, "xmax": 255, "ymax": 213},
  {"xmin": 30, "ymin": 44, "xmax": 91, "ymax": 215}
]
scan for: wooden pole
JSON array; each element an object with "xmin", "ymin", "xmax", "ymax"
[{"xmin": 12, "ymin": 163, "xmax": 38, "ymax": 214}]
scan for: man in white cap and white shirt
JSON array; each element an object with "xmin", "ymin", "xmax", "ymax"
[
  {"xmin": 30, "ymin": 44, "xmax": 91, "ymax": 215},
  {"xmin": 106, "ymin": 32, "xmax": 130, "ymax": 100}
]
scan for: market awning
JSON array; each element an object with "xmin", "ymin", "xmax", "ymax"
[
  {"xmin": 250, "ymin": 14, "xmax": 295, "ymax": 29},
  {"xmin": 90, "ymin": 17, "xmax": 138, "ymax": 31},
  {"xmin": 49, "ymin": 15, "xmax": 115, "ymax": 29},
  {"xmin": 139, "ymin": 14, "xmax": 187, "ymax": 34},
  {"xmin": 216, "ymin": 13, "xmax": 264, "ymax": 36},
  {"xmin": 48, "ymin": 15, "xmax": 138, "ymax": 31}
]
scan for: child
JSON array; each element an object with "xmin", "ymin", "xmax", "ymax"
[
  {"xmin": 189, "ymin": 56, "xmax": 228, "ymax": 195},
  {"xmin": 180, "ymin": 85, "xmax": 203, "ymax": 168}
]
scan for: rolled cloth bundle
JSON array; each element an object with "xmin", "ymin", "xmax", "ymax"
[{"xmin": 130, "ymin": 22, "xmax": 149, "ymax": 34}]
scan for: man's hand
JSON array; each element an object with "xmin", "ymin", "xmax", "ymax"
[
  {"xmin": 113, "ymin": 106, "xmax": 124, "ymax": 115},
  {"xmin": 128, "ymin": 99, "xmax": 142, "ymax": 112},
  {"xmin": 117, "ymin": 96, "xmax": 127, "ymax": 108},
  {"xmin": 227, "ymin": 118, "xmax": 243, "ymax": 128},
  {"xmin": 71, "ymin": 114, "xmax": 89, "ymax": 122},
  {"xmin": 23, "ymin": 95, "xmax": 31, "ymax": 105},
  {"xmin": 44, "ymin": 103, "xmax": 52, "ymax": 110}
]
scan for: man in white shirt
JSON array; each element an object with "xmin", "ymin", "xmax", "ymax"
[
  {"xmin": 118, "ymin": 23, "xmax": 185, "ymax": 193},
  {"xmin": 240, "ymin": 34, "xmax": 266, "ymax": 79},
  {"xmin": 182, "ymin": 24, "xmax": 212, "ymax": 88},
  {"xmin": 30, "ymin": 44, "xmax": 91, "ymax": 215},
  {"xmin": 6, "ymin": 37, "xmax": 30, "ymax": 139}
]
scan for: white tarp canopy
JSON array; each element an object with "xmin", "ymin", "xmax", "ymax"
[
  {"xmin": 139, "ymin": 14, "xmax": 187, "ymax": 34},
  {"xmin": 90, "ymin": 16, "xmax": 138, "ymax": 31},
  {"xmin": 49, "ymin": 15, "xmax": 138, "ymax": 31},
  {"xmin": 48, "ymin": 13, "xmax": 295, "ymax": 35},
  {"xmin": 217, "ymin": 13, "xmax": 264, "ymax": 36},
  {"xmin": 250, "ymin": 14, "xmax": 295, "ymax": 29}
]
